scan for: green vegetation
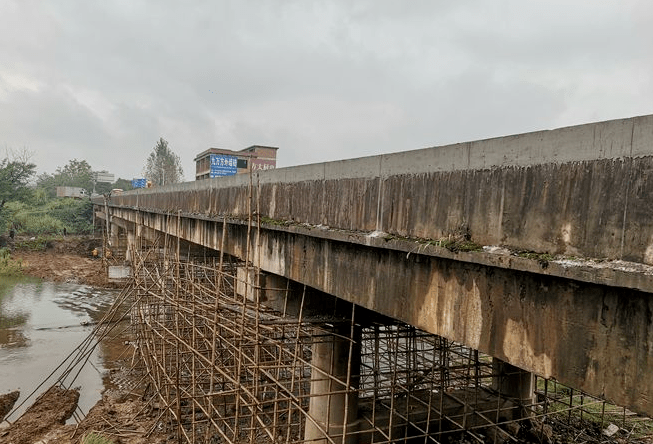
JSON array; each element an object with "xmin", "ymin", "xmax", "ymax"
[
  {"xmin": 0, "ymin": 153, "xmax": 134, "ymax": 238},
  {"xmin": 46, "ymin": 198, "xmax": 94, "ymax": 233},
  {"xmin": 515, "ymin": 249, "xmax": 555, "ymax": 267},
  {"xmin": 3, "ymin": 201, "xmax": 64, "ymax": 235},
  {"xmin": 429, "ymin": 238, "xmax": 483, "ymax": 253},
  {"xmin": 0, "ymin": 149, "xmax": 36, "ymax": 211},
  {"xmin": 34, "ymin": 158, "xmax": 134, "ymax": 198},
  {"xmin": 260, "ymin": 216, "xmax": 293, "ymax": 226},
  {"xmin": 515, "ymin": 250, "xmax": 555, "ymax": 261},
  {"xmin": 0, "ymin": 247, "xmax": 22, "ymax": 275},
  {"xmin": 14, "ymin": 236, "xmax": 51, "ymax": 251},
  {"xmin": 535, "ymin": 378, "xmax": 653, "ymax": 440},
  {"xmin": 1, "ymin": 199, "xmax": 93, "ymax": 236},
  {"xmin": 422, "ymin": 224, "xmax": 483, "ymax": 253},
  {"xmin": 35, "ymin": 158, "xmax": 94, "ymax": 198},
  {"xmin": 110, "ymin": 177, "xmax": 134, "ymax": 192},
  {"xmin": 81, "ymin": 432, "xmax": 115, "ymax": 444}
]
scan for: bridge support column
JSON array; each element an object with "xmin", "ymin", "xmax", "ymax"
[
  {"xmin": 492, "ymin": 358, "xmax": 535, "ymax": 417},
  {"xmin": 109, "ymin": 222, "xmax": 120, "ymax": 248},
  {"xmin": 305, "ymin": 323, "xmax": 361, "ymax": 444},
  {"xmin": 125, "ymin": 228, "xmax": 136, "ymax": 263}
]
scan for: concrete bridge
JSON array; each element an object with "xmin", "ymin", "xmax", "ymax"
[{"xmin": 97, "ymin": 115, "xmax": 653, "ymax": 429}]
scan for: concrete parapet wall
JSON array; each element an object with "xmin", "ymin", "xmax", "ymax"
[{"xmin": 109, "ymin": 114, "xmax": 653, "ymax": 263}]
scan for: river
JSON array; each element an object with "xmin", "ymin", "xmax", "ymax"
[{"xmin": 0, "ymin": 276, "xmax": 120, "ymax": 421}]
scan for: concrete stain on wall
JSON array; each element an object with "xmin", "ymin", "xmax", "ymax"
[{"xmin": 502, "ymin": 318, "xmax": 553, "ymax": 379}]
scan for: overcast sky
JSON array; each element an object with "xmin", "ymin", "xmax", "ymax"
[{"xmin": 1, "ymin": 1, "xmax": 652, "ymax": 181}]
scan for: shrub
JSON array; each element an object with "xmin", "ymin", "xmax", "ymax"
[
  {"xmin": 0, "ymin": 201, "xmax": 27, "ymax": 233},
  {"xmin": 22, "ymin": 214, "xmax": 65, "ymax": 235},
  {"xmin": 45, "ymin": 198, "xmax": 93, "ymax": 234},
  {"xmin": 14, "ymin": 236, "xmax": 49, "ymax": 251},
  {"xmin": 1, "ymin": 198, "xmax": 93, "ymax": 236},
  {"xmin": 0, "ymin": 247, "xmax": 22, "ymax": 275},
  {"xmin": 0, "ymin": 201, "xmax": 64, "ymax": 235}
]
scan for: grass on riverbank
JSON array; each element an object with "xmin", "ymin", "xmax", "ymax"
[
  {"xmin": 13, "ymin": 235, "xmax": 51, "ymax": 251},
  {"xmin": 0, "ymin": 247, "xmax": 22, "ymax": 275}
]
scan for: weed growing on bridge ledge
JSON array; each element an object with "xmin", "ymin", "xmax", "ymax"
[
  {"xmin": 259, "ymin": 216, "xmax": 294, "ymax": 227},
  {"xmin": 514, "ymin": 250, "xmax": 555, "ymax": 267},
  {"xmin": 381, "ymin": 233, "xmax": 484, "ymax": 252},
  {"xmin": 381, "ymin": 233, "xmax": 413, "ymax": 243},
  {"xmin": 432, "ymin": 238, "xmax": 483, "ymax": 253},
  {"xmin": 424, "ymin": 223, "xmax": 483, "ymax": 253}
]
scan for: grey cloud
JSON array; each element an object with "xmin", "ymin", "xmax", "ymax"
[{"xmin": 0, "ymin": 85, "xmax": 111, "ymax": 157}]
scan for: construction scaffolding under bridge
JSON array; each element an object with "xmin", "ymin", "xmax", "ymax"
[{"xmin": 125, "ymin": 234, "xmax": 653, "ymax": 444}]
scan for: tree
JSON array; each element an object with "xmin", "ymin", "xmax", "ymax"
[
  {"xmin": 0, "ymin": 150, "xmax": 36, "ymax": 210},
  {"xmin": 36, "ymin": 159, "xmax": 95, "ymax": 197},
  {"xmin": 55, "ymin": 159, "xmax": 94, "ymax": 192},
  {"xmin": 35, "ymin": 172, "xmax": 57, "ymax": 198},
  {"xmin": 95, "ymin": 177, "xmax": 133, "ymax": 195},
  {"xmin": 113, "ymin": 178, "xmax": 134, "ymax": 191},
  {"xmin": 143, "ymin": 138, "xmax": 184, "ymax": 186},
  {"xmin": 46, "ymin": 198, "xmax": 94, "ymax": 234}
]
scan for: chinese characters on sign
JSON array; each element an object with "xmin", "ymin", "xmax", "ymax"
[
  {"xmin": 251, "ymin": 160, "xmax": 276, "ymax": 171},
  {"xmin": 209, "ymin": 154, "xmax": 238, "ymax": 178},
  {"xmin": 208, "ymin": 155, "xmax": 275, "ymax": 177}
]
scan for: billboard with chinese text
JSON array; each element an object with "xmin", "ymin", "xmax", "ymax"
[{"xmin": 209, "ymin": 154, "xmax": 238, "ymax": 177}]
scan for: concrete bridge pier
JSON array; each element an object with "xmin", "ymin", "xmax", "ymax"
[
  {"xmin": 125, "ymin": 228, "xmax": 136, "ymax": 263},
  {"xmin": 109, "ymin": 221, "xmax": 120, "ymax": 248},
  {"xmin": 491, "ymin": 359, "xmax": 535, "ymax": 417},
  {"xmin": 304, "ymin": 323, "xmax": 362, "ymax": 444},
  {"xmin": 232, "ymin": 268, "xmax": 366, "ymax": 442}
]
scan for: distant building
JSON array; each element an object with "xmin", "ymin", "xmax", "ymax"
[
  {"xmin": 194, "ymin": 145, "xmax": 279, "ymax": 180},
  {"xmin": 93, "ymin": 171, "xmax": 115, "ymax": 184}
]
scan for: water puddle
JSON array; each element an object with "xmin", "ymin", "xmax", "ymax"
[{"xmin": 0, "ymin": 276, "xmax": 120, "ymax": 421}]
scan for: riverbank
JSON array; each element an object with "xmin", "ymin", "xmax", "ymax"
[
  {"xmin": 4, "ymin": 235, "xmax": 117, "ymax": 288},
  {"xmin": 12, "ymin": 250, "xmax": 112, "ymax": 288},
  {"xmin": 1, "ymin": 236, "xmax": 169, "ymax": 443}
]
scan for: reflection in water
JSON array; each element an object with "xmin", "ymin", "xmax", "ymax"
[
  {"xmin": 0, "ymin": 277, "xmax": 118, "ymax": 421},
  {"xmin": 0, "ymin": 276, "xmax": 31, "ymax": 337},
  {"xmin": 0, "ymin": 328, "xmax": 29, "ymax": 348}
]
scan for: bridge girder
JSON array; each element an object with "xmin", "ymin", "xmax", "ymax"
[{"xmin": 101, "ymin": 207, "xmax": 653, "ymax": 417}]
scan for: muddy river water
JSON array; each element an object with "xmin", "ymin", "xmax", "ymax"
[{"xmin": 0, "ymin": 276, "xmax": 119, "ymax": 421}]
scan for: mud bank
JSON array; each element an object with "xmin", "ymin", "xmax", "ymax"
[
  {"xmin": 1, "ymin": 383, "xmax": 168, "ymax": 444},
  {"xmin": 8, "ymin": 235, "xmax": 120, "ymax": 288}
]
